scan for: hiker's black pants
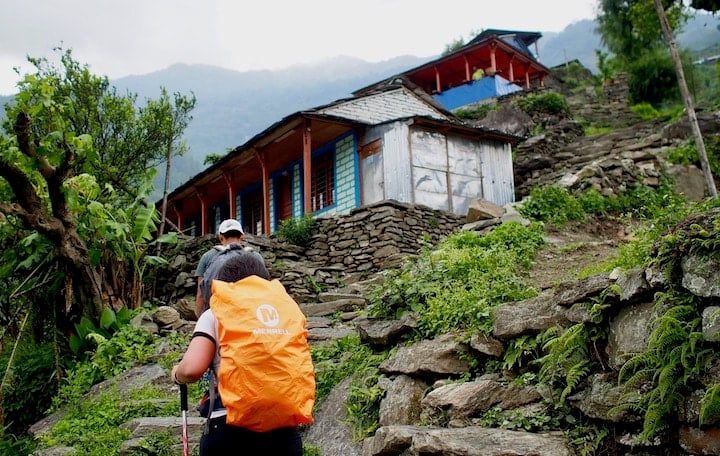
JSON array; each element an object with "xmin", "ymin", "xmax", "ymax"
[{"xmin": 200, "ymin": 416, "xmax": 302, "ymax": 455}]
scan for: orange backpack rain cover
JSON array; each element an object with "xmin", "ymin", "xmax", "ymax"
[{"xmin": 210, "ymin": 275, "xmax": 315, "ymax": 432}]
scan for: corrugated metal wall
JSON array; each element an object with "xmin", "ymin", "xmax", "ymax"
[
  {"xmin": 380, "ymin": 122, "xmax": 413, "ymax": 204},
  {"xmin": 361, "ymin": 122, "xmax": 514, "ymax": 216},
  {"xmin": 448, "ymin": 136, "xmax": 485, "ymax": 215},
  {"xmin": 410, "ymin": 129, "xmax": 451, "ymax": 211},
  {"xmin": 481, "ymin": 141, "xmax": 515, "ymax": 206}
]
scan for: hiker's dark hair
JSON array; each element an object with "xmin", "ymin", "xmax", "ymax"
[{"xmin": 217, "ymin": 250, "xmax": 270, "ymax": 282}]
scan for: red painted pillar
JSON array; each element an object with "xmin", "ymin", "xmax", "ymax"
[
  {"xmin": 525, "ymin": 67, "xmax": 530, "ymax": 89},
  {"xmin": 302, "ymin": 119, "xmax": 312, "ymax": 214},
  {"xmin": 255, "ymin": 149, "xmax": 271, "ymax": 236},
  {"xmin": 196, "ymin": 191, "xmax": 208, "ymax": 235},
  {"xmin": 223, "ymin": 171, "xmax": 236, "ymax": 219},
  {"xmin": 490, "ymin": 45, "xmax": 497, "ymax": 73},
  {"xmin": 172, "ymin": 202, "xmax": 183, "ymax": 233}
]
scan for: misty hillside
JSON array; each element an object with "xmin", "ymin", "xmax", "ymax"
[{"xmin": 1, "ymin": 14, "xmax": 718, "ymax": 197}]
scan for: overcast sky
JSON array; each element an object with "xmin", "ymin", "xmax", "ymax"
[{"xmin": 0, "ymin": 0, "xmax": 598, "ymax": 95}]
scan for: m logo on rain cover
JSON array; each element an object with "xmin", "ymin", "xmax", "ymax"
[{"xmin": 256, "ymin": 303, "xmax": 280, "ymax": 327}]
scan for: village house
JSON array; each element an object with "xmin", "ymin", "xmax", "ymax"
[
  {"xmin": 161, "ymin": 29, "xmax": 551, "ymax": 237},
  {"xmin": 358, "ymin": 29, "xmax": 550, "ymax": 108}
]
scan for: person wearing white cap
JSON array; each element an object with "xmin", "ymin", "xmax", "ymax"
[{"xmin": 194, "ymin": 219, "xmax": 245, "ymax": 318}]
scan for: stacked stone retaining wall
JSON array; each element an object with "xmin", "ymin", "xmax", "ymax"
[
  {"xmin": 150, "ymin": 200, "xmax": 465, "ymax": 310},
  {"xmin": 305, "ymin": 200, "xmax": 465, "ymax": 274}
]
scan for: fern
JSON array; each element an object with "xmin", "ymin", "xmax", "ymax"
[
  {"xmin": 503, "ymin": 334, "xmax": 544, "ymax": 370},
  {"xmin": 700, "ymin": 383, "xmax": 720, "ymax": 425},
  {"xmin": 616, "ymin": 292, "xmax": 712, "ymax": 442},
  {"xmin": 537, "ymin": 323, "xmax": 603, "ymax": 403}
]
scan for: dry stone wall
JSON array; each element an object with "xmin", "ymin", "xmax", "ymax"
[
  {"xmin": 150, "ymin": 199, "xmax": 465, "ymax": 310},
  {"xmin": 305, "ymin": 200, "xmax": 465, "ymax": 274}
]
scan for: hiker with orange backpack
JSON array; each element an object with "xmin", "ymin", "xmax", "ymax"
[{"xmin": 171, "ymin": 250, "xmax": 315, "ymax": 455}]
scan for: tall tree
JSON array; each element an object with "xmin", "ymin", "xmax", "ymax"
[
  {"xmin": 596, "ymin": 0, "xmax": 687, "ymax": 66},
  {"xmin": 0, "ymin": 49, "xmax": 195, "ymax": 322},
  {"xmin": 154, "ymin": 88, "xmax": 195, "ymax": 243},
  {"xmin": 598, "ymin": 0, "xmax": 717, "ymax": 197},
  {"xmin": 5, "ymin": 49, "xmax": 194, "ymax": 202},
  {"xmin": 653, "ymin": 0, "xmax": 718, "ymax": 197},
  {"xmin": 0, "ymin": 109, "xmax": 103, "ymax": 318}
]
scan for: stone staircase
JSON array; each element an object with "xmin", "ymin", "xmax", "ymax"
[{"xmin": 301, "ymin": 271, "xmax": 395, "ymax": 345}]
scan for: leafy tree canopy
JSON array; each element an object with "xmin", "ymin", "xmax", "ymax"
[
  {"xmin": 3, "ymin": 48, "xmax": 196, "ymax": 203},
  {"xmin": 597, "ymin": 0, "xmax": 688, "ymax": 66},
  {"xmin": 0, "ymin": 48, "xmax": 192, "ymax": 328}
]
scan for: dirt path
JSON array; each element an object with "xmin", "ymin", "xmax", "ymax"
[{"xmin": 525, "ymin": 218, "xmax": 628, "ymax": 291}]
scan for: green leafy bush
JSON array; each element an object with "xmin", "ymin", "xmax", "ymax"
[
  {"xmin": 303, "ymin": 444, "xmax": 322, "ymax": 456},
  {"xmin": 503, "ymin": 333, "xmax": 544, "ymax": 371},
  {"xmin": 538, "ymin": 323, "xmax": 607, "ymax": 403},
  {"xmin": 701, "ymin": 383, "xmax": 720, "ymax": 426},
  {"xmin": 1, "ymin": 342, "xmax": 58, "ymax": 435},
  {"xmin": 584, "ymin": 125, "xmax": 612, "ymax": 136},
  {"xmin": 39, "ymin": 385, "xmax": 176, "ymax": 456},
  {"xmin": 577, "ymin": 188, "xmax": 619, "ymax": 216},
  {"xmin": 596, "ymin": 49, "xmax": 619, "ymax": 83},
  {"xmin": 479, "ymin": 404, "xmax": 560, "ymax": 432},
  {"xmin": 556, "ymin": 61, "xmax": 595, "ymax": 90},
  {"xmin": 628, "ymin": 45, "xmax": 692, "ymax": 107},
  {"xmin": 627, "ymin": 46, "xmax": 681, "ymax": 107},
  {"xmin": 310, "ymin": 334, "xmax": 391, "ymax": 441},
  {"xmin": 345, "ymin": 366, "xmax": 385, "ymax": 440},
  {"xmin": 276, "ymin": 214, "xmax": 316, "ymax": 247},
  {"xmin": 515, "ymin": 90, "xmax": 569, "ymax": 115},
  {"xmin": 630, "ymin": 102, "xmax": 684, "ymax": 121},
  {"xmin": 0, "ymin": 428, "xmax": 36, "ymax": 456},
  {"xmin": 667, "ymin": 138, "xmax": 720, "ymax": 177},
  {"xmin": 50, "ymin": 324, "xmax": 158, "ymax": 413},
  {"xmin": 518, "ymin": 185, "xmax": 586, "ymax": 224},
  {"xmin": 311, "ymin": 335, "xmax": 389, "ymax": 402},
  {"xmin": 615, "ymin": 296, "xmax": 710, "ymax": 441},
  {"xmin": 630, "ymin": 102, "xmax": 661, "ymax": 120},
  {"xmin": 367, "ymin": 222, "xmax": 544, "ymax": 337},
  {"xmin": 455, "ymin": 103, "xmax": 496, "ymax": 120},
  {"xmin": 70, "ymin": 306, "xmax": 134, "ymax": 358},
  {"xmin": 618, "ymin": 181, "xmax": 693, "ymax": 226},
  {"xmin": 89, "ymin": 325, "xmax": 156, "ymax": 378}
]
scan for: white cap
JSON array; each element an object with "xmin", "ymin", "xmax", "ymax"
[{"xmin": 218, "ymin": 219, "xmax": 244, "ymax": 235}]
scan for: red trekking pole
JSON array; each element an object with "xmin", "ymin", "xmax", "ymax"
[{"xmin": 180, "ymin": 384, "xmax": 189, "ymax": 456}]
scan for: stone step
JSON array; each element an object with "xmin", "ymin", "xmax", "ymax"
[
  {"xmin": 119, "ymin": 416, "xmax": 204, "ymax": 455},
  {"xmin": 300, "ymin": 297, "xmax": 367, "ymax": 317}
]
